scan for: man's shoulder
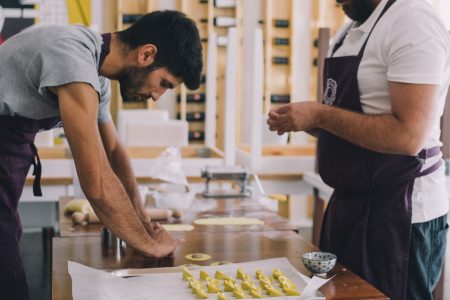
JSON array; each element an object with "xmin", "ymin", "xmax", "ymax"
[
  {"xmin": 22, "ymin": 24, "xmax": 101, "ymax": 47},
  {"xmin": 389, "ymin": 0, "xmax": 445, "ymax": 26}
]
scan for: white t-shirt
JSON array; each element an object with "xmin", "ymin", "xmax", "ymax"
[{"xmin": 329, "ymin": 0, "xmax": 450, "ymax": 223}]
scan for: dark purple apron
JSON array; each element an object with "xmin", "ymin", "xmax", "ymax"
[
  {"xmin": 0, "ymin": 116, "xmax": 61, "ymax": 300},
  {"xmin": 318, "ymin": 1, "xmax": 443, "ymax": 299},
  {"xmin": 0, "ymin": 33, "xmax": 111, "ymax": 299}
]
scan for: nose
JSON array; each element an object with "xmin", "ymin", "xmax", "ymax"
[{"xmin": 151, "ymin": 88, "xmax": 168, "ymax": 101}]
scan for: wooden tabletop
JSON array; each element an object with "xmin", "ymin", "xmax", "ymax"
[
  {"xmin": 58, "ymin": 196, "xmax": 298, "ymax": 237},
  {"xmin": 52, "ymin": 231, "xmax": 388, "ymax": 300}
]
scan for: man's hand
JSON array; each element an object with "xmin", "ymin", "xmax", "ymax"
[
  {"xmin": 150, "ymin": 223, "xmax": 185, "ymax": 257},
  {"xmin": 267, "ymin": 102, "xmax": 323, "ymax": 135}
]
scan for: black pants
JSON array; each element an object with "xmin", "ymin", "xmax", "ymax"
[{"xmin": 407, "ymin": 214, "xmax": 448, "ymax": 300}]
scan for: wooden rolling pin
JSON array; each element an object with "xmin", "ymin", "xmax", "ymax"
[
  {"xmin": 146, "ymin": 208, "xmax": 173, "ymax": 220},
  {"xmin": 71, "ymin": 208, "xmax": 184, "ymax": 225},
  {"xmin": 71, "ymin": 210, "xmax": 100, "ymax": 225}
]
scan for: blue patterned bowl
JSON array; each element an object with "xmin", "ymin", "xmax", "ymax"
[{"xmin": 302, "ymin": 252, "xmax": 337, "ymax": 275}]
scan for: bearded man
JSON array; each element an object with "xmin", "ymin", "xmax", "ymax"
[
  {"xmin": 268, "ymin": 1, "xmax": 449, "ymax": 299},
  {"xmin": 0, "ymin": 10, "xmax": 202, "ymax": 300}
]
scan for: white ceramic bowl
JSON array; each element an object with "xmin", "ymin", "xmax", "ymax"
[
  {"xmin": 153, "ymin": 190, "xmax": 196, "ymax": 210},
  {"xmin": 302, "ymin": 252, "xmax": 337, "ymax": 275}
]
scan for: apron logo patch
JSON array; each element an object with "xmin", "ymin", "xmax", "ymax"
[{"xmin": 324, "ymin": 78, "xmax": 337, "ymax": 105}]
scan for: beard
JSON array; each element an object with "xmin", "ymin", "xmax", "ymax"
[
  {"xmin": 341, "ymin": 0, "xmax": 377, "ymax": 24},
  {"xmin": 117, "ymin": 65, "xmax": 157, "ymax": 102}
]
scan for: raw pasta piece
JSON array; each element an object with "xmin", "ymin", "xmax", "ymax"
[
  {"xmin": 207, "ymin": 277, "xmax": 220, "ymax": 286},
  {"xmin": 236, "ymin": 267, "xmax": 246, "ymax": 279},
  {"xmin": 224, "ymin": 279, "xmax": 235, "ymax": 292},
  {"xmin": 215, "ymin": 270, "xmax": 228, "ymax": 280},
  {"xmin": 182, "ymin": 267, "xmax": 194, "ymax": 281},
  {"xmin": 249, "ymin": 288, "xmax": 264, "ymax": 298},
  {"xmin": 284, "ymin": 288, "xmax": 301, "ymax": 296},
  {"xmin": 207, "ymin": 283, "xmax": 221, "ymax": 293},
  {"xmin": 242, "ymin": 274, "xmax": 253, "ymax": 283},
  {"xmin": 189, "ymin": 279, "xmax": 201, "ymax": 290},
  {"xmin": 233, "ymin": 288, "xmax": 247, "ymax": 299},
  {"xmin": 194, "ymin": 287, "xmax": 208, "ymax": 299},
  {"xmin": 267, "ymin": 287, "xmax": 283, "ymax": 297},
  {"xmin": 255, "ymin": 269, "xmax": 264, "ymax": 278},
  {"xmin": 272, "ymin": 269, "xmax": 285, "ymax": 279},
  {"xmin": 241, "ymin": 281, "xmax": 258, "ymax": 291},
  {"xmin": 200, "ymin": 270, "xmax": 210, "ymax": 280},
  {"xmin": 217, "ymin": 292, "xmax": 229, "ymax": 300}
]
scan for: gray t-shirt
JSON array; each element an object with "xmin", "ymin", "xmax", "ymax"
[{"xmin": 0, "ymin": 24, "xmax": 111, "ymax": 123}]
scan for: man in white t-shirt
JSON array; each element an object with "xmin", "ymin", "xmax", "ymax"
[{"xmin": 268, "ymin": 0, "xmax": 449, "ymax": 299}]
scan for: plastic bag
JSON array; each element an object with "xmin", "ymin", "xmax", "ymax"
[{"xmin": 148, "ymin": 147, "xmax": 188, "ymax": 186}]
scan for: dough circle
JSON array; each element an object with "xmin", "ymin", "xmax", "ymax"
[
  {"xmin": 194, "ymin": 217, "xmax": 264, "ymax": 225},
  {"xmin": 162, "ymin": 224, "xmax": 194, "ymax": 231},
  {"xmin": 185, "ymin": 253, "xmax": 212, "ymax": 261}
]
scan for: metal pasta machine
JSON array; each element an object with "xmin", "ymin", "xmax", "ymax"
[{"xmin": 201, "ymin": 166, "xmax": 251, "ymax": 198}]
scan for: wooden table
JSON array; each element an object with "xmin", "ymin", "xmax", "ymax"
[
  {"xmin": 52, "ymin": 231, "xmax": 388, "ymax": 300},
  {"xmin": 58, "ymin": 196, "xmax": 298, "ymax": 237}
]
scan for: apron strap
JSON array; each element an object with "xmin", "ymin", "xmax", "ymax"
[
  {"xmin": 357, "ymin": 0, "xmax": 396, "ymax": 57},
  {"xmin": 99, "ymin": 33, "xmax": 111, "ymax": 71},
  {"xmin": 416, "ymin": 146, "xmax": 441, "ymax": 160},
  {"xmin": 331, "ymin": 0, "xmax": 397, "ymax": 57},
  {"xmin": 30, "ymin": 143, "xmax": 42, "ymax": 197},
  {"xmin": 416, "ymin": 146, "xmax": 443, "ymax": 178}
]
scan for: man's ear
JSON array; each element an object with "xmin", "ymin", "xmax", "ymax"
[{"xmin": 137, "ymin": 44, "xmax": 157, "ymax": 67}]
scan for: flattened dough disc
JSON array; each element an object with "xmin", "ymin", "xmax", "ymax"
[
  {"xmin": 194, "ymin": 217, "xmax": 264, "ymax": 225},
  {"xmin": 162, "ymin": 224, "xmax": 194, "ymax": 231},
  {"xmin": 185, "ymin": 253, "xmax": 212, "ymax": 261}
]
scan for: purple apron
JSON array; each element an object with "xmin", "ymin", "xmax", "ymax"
[
  {"xmin": 0, "ymin": 32, "xmax": 111, "ymax": 299},
  {"xmin": 318, "ymin": 1, "xmax": 443, "ymax": 299},
  {"xmin": 0, "ymin": 115, "xmax": 61, "ymax": 300}
]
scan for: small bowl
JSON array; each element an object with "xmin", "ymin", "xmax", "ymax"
[{"xmin": 302, "ymin": 252, "xmax": 337, "ymax": 276}]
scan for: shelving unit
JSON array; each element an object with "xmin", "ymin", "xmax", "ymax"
[
  {"xmin": 262, "ymin": 0, "xmax": 295, "ymax": 115},
  {"xmin": 177, "ymin": 0, "xmax": 209, "ymax": 145},
  {"xmin": 235, "ymin": 0, "xmax": 318, "ymax": 175},
  {"xmin": 178, "ymin": 0, "xmax": 241, "ymax": 147}
]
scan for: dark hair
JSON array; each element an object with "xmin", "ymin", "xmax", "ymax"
[{"xmin": 117, "ymin": 10, "xmax": 203, "ymax": 90}]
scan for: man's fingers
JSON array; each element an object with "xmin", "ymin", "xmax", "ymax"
[
  {"xmin": 268, "ymin": 110, "xmax": 279, "ymax": 119},
  {"xmin": 274, "ymin": 104, "xmax": 291, "ymax": 114}
]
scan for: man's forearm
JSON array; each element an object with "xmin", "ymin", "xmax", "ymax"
[
  {"xmin": 87, "ymin": 168, "xmax": 157, "ymax": 253},
  {"xmin": 318, "ymin": 105, "xmax": 425, "ymax": 155},
  {"xmin": 107, "ymin": 144, "xmax": 146, "ymax": 218}
]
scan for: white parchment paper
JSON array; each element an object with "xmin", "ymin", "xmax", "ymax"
[{"xmin": 69, "ymin": 258, "xmax": 332, "ymax": 300}]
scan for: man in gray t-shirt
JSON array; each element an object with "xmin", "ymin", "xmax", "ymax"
[{"xmin": 0, "ymin": 11, "xmax": 202, "ymax": 299}]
